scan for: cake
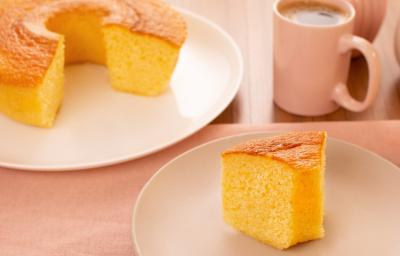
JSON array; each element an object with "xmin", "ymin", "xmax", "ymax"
[
  {"xmin": 0, "ymin": 0, "xmax": 187, "ymax": 127},
  {"xmin": 221, "ymin": 131, "xmax": 326, "ymax": 250}
]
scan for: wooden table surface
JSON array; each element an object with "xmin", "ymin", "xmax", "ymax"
[{"xmin": 169, "ymin": 0, "xmax": 400, "ymax": 123}]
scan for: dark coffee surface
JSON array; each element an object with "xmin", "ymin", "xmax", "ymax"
[{"xmin": 279, "ymin": 1, "xmax": 348, "ymax": 26}]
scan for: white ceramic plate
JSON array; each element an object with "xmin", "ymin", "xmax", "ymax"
[
  {"xmin": 133, "ymin": 132, "xmax": 400, "ymax": 256},
  {"xmin": 0, "ymin": 8, "xmax": 243, "ymax": 171}
]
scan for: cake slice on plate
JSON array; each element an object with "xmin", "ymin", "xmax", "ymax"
[{"xmin": 221, "ymin": 131, "xmax": 326, "ymax": 250}]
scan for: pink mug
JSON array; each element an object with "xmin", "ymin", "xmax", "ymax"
[{"xmin": 273, "ymin": 0, "xmax": 381, "ymax": 116}]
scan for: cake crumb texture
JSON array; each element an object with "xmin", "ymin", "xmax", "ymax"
[{"xmin": 221, "ymin": 131, "xmax": 326, "ymax": 249}]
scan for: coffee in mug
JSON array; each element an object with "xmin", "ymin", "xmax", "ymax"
[
  {"xmin": 273, "ymin": 0, "xmax": 381, "ymax": 115},
  {"xmin": 279, "ymin": 1, "xmax": 348, "ymax": 26}
]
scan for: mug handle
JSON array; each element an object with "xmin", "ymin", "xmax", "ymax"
[{"xmin": 332, "ymin": 35, "xmax": 381, "ymax": 112}]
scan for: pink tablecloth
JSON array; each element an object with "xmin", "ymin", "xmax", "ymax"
[{"xmin": 0, "ymin": 121, "xmax": 399, "ymax": 255}]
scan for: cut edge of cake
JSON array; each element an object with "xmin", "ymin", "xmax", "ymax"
[
  {"xmin": 0, "ymin": 38, "xmax": 65, "ymax": 127},
  {"xmin": 221, "ymin": 131, "xmax": 327, "ymax": 250}
]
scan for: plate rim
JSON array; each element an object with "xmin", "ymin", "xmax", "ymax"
[
  {"xmin": 0, "ymin": 7, "xmax": 244, "ymax": 172},
  {"xmin": 131, "ymin": 130, "xmax": 400, "ymax": 256}
]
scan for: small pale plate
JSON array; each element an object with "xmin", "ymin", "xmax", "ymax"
[
  {"xmin": 0, "ymin": 8, "xmax": 243, "ymax": 171},
  {"xmin": 133, "ymin": 132, "xmax": 400, "ymax": 256}
]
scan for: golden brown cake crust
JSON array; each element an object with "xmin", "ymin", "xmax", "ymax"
[
  {"xmin": 0, "ymin": 0, "xmax": 187, "ymax": 87},
  {"xmin": 222, "ymin": 131, "xmax": 327, "ymax": 169},
  {"xmin": 0, "ymin": 6, "xmax": 58, "ymax": 87}
]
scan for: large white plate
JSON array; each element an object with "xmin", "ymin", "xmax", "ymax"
[
  {"xmin": 133, "ymin": 132, "xmax": 400, "ymax": 256},
  {"xmin": 0, "ymin": 8, "xmax": 243, "ymax": 171}
]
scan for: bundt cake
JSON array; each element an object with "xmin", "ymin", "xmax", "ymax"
[
  {"xmin": 221, "ymin": 131, "xmax": 326, "ymax": 250},
  {"xmin": 0, "ymin": 0, "xmax": 187, "ymax": 127}
]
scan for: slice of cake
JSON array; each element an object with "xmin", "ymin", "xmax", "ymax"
[{"xmin": 221, "ymin": 131, "xmax": 326, "ymax": 250}]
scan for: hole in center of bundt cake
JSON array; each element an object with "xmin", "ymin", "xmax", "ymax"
[{"xmin": 46, "ymin": 11, "xmax": 107, "ymax": 65}]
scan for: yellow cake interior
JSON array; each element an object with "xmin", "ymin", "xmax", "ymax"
[
  {"xmin": 221, "ymin": 134, "xmax": 326, "ymax": 250},
  {"xmin": 103, "ymin": 25, "xmax": 179, "ymax": 96},
  {"xmin": 0, "ymin": 10, "xmax": 181, "ymax": 127},
  {"xmin": 0, "ymin": 39, "xmax": 65, "ymax": 127},
  {"xmin": 47, "ymin": 12, "xmax": 107, "ymax": 65}
]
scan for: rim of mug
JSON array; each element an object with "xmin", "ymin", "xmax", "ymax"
[{"xmin": 273, "ymin": 0, "xmax": 356, "ymax": 29}]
